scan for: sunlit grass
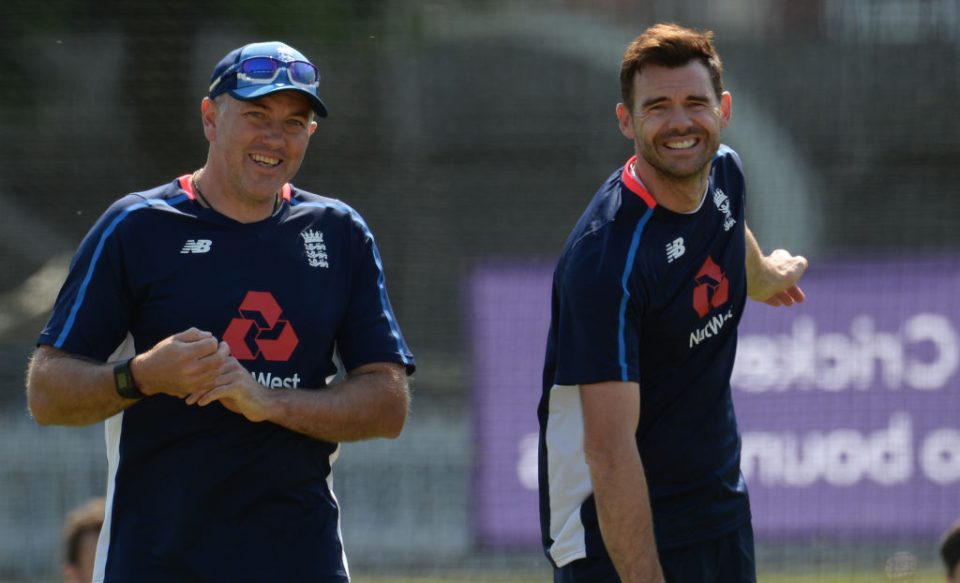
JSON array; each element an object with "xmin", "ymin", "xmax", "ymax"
[
  {"xmin": 6, "ymin": 571, "xmax": 947, "ymax": 583},
  {"xmin": 352, "ymin": 571, "xmax": 945, "ymax": 583}
]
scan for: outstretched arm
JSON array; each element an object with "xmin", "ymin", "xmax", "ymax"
[{"xmin": 745, "ymin": 224, "xmax": 808, "ymax": 307}]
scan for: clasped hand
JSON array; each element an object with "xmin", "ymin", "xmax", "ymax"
[{"xmin": 131, "ymin": 327, "xmax": 271, "ymax": 421}]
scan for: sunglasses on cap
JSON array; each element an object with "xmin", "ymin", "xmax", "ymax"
[{"xmin": 209, "ymin": 56, "xmax": 320, "ymax": 95}]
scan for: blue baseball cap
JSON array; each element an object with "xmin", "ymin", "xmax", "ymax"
[{"xmin": 208, "ymin": 41, "xmax": 328, "ymax": 118}]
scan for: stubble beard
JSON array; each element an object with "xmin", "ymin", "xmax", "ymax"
[{"xmin": 639, "ymin": 131, "xmax": 720, "ymax": 185}]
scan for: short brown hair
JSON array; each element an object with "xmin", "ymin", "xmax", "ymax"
[
  {"xmin": 619, "ymin": 23, "xmax": 724, "ymax": 108},
  {"xmin": 63, "ymin": 497, "xmax": 105, "ymax": 565},
  {"xmin": 943, "ymin": 521, "xmax": 960, "ymax": 577}
]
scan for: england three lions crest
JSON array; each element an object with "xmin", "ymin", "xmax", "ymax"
[
  {"xmin": 712, "ymin": 188, "xmax": 737, "ymax": 232},
  {"xmin": 301, "ymin": 229, "xmax": 329, "ymax": 269}
]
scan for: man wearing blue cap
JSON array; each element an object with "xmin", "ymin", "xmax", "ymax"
[{"xmin": 27, "ymin": 41, "xmax": 414, "ymax": 582}]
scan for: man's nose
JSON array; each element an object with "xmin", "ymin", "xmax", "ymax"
[
  {"xmin": 260, "ymin": 121, "xmax": 285, "ymax": 145},
  {"xmin": 665, "ymin": 105, "xmax": 695, "ymax": 132}
]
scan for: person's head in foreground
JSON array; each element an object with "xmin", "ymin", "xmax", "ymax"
[
  {"xmin": 942, "ymin": 521, "xmax": 960, "ymax": 582},
  {"xmin": 63, "ymin": 497, "xmax": 105, "ymax": 583}
]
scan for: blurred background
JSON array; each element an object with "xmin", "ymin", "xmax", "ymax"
[{"xmin": 2, "ymin": 0, "xmax": 959, "ymax": 581}]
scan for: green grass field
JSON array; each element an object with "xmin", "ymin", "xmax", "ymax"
[
  {"xmin": 5, "ymin": 570, "xmax": 945, "ymax": 583},
  {"xmin": 350, "ymin": 571, "xmax": 944, "ymax": 583},
  {"xmin": 757, "ymin": 572, "xmax": 942, "ymax": 583}
]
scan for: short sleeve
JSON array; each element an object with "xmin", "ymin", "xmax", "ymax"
[
  {"xmin": 335, "ymin": 214, "xmax": 415, "ymax": 375},
  {"xmin": 37, "ymin": 198, "xmax": 139, "ymax": 361},
  {"xmin": 551, "ymin": 229, "xmax": 643, "ymax": 385}
]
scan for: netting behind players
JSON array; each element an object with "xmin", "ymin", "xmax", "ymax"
[{"xmin": 1, "ymin": 1, "xmax": 957, "ymax": 580}]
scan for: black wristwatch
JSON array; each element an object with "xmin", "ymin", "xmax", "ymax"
[{"xmin": 114, "ymin": 358, "xmax": 146, "ymax": 399}]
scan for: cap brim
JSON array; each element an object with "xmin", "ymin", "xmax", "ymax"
[{"xmin": 229, "ymin": 84, "xmax": 328, "ymax": 118}]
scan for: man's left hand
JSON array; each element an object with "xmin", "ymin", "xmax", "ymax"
[
  {"xmin": 748, "ymin": 248, "xmax": 808, "ymax": 307},
  {"xmin": 188, "ymin": 357, "xmax": 273, "ymax": 422}
]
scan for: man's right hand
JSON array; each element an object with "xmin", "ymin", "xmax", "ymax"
[{"xmin": 131, "ymin": 328, "xmax": 230, "ymax": 399}]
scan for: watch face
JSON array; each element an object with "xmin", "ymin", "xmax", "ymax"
[{"xmin": 114, "ymin": 359, "xmax": 143, "ymax": 399}]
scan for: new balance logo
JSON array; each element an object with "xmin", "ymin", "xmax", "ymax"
[
  {"xmin": 181, "ymin": 239, "xmax": 212, "ymax": 254},
  {"xmin": 665, "ymin": 237, "xmax": 686, "ymax": 263}
]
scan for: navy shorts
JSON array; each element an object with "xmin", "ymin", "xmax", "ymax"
[{"xmin": 553, "ymin": 522, "xmax": 756, "ymax": 583}]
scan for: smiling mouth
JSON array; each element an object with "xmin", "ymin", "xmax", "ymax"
[
  {"xmin": 250, "ymin": 153, "xmax": 281, "ymax": 167},
  {"xmin": 663, "ymin": 137, "xmax": 699, "ymax": 150}
]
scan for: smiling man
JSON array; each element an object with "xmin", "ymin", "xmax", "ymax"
[
  {"xmin": 27, "ymin": 41, "xmax": 414, "ymax": 582},
  {"xmin": 538, "ymin": 24, "xmax": 808, "ymax": 583}
]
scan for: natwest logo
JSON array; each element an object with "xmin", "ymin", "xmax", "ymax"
[
  {"xmin": 692, "ymin": 256, "xmax": 729, "ymax": 318},
  {"xmin": 222, "ymin": 291, "xmax": 299, "ymax": 361}
]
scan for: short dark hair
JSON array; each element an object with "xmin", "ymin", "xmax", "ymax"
[
  {"xmin": 943, "ymin": 521, "xmax": 960, "ymax": 577},
  {"xmin": 619, "ymin": 23, "xmax": 724, "ymax": 109},
  {"xmin": 63, "ymin": 497, "xmax": 105, "ymax": 565}
]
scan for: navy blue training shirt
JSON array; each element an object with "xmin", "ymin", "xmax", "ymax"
[
  {"xmin": 39, "ymin": 176, "xmax": 415, "ymax": 582},
  {"xmin": 538, "ymin": 145, "xmax": 749, "ymax": 567}
]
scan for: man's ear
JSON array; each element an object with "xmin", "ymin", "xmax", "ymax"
[
  {"xmin": 719, "ymin": 91, "xmax": 732, "ymax": 129},
  {"xmin": 616, "ymin": 102, "xmax": 635, "ymax": 140},
  {"xmin": 201, "ymin": 97, "xmax": 218, "ymax": 142}
]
